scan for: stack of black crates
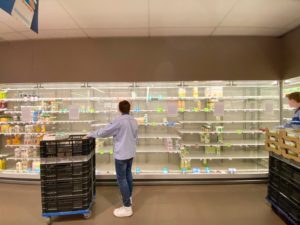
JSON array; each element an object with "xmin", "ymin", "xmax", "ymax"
[
  {"xmin": 40, "ymin": 135, "xmax": 96, "ymax": 215},
  {"xmin": 267, "ymin": 152, "xmax": 300, "ymax": 225}
]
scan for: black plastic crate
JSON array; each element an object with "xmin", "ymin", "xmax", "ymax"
[
  {"xmin": 41, "ymin": 175, "xmax": 92, "ymax": 188},
  {"xmin": 269, "ymin": 171, "xmax": 281, "ymax": 189},
  {"xmin": 269, "ymin": 156, "xmax": 280, "ymax": 172},
  {"xmin": 42, "ymin": 190, "xmax": 93, "ymax": 213},
  {"xmin": 41, "ymin": 178, "xmax": 92, "ymax": 196},
  {"xmin": 267, "ymin": 185, "xmax": 279, "ymax": 203},
  {"xmin": 278, "ymin": 178, "xmax": 300, "ymax": 205},
  {"xmin": 40, "ymin": 136, "xmax": 95, "ymax": 158},
  {"xmin": 40, "ymin": 160, "xmax": 93, "ymax": 181},
  {"xmin": 277, "ymin": 193, "xmax": 300, "ymax": 224},
  {"xmin": 42, "ymin": 184, "xmax": 92, "ymax": 199},
  {"xmin": 42, "ymin": 187, "xmax": 91, "ymax": 198},
  {"xmin": 41, "ymin": 173, "xmax": 92, "ymax": 186},
  {"xmin": 92, "ymin": 154, "xmax": 96, "ymax": 195},
  {"xmin": 279, "ymin": 163, "xmax": 300, "ymax": 186}
]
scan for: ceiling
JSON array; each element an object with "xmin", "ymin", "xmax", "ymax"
[{"xmin": 0, "ymin": 0, "xmax": 300, "ymax": 41}]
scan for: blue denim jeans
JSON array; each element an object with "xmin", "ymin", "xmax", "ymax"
[{"xmin": 115, "ymin": 158, "xmax": 133, "ymax": 207}]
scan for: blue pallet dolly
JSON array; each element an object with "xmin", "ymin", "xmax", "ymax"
[
  {"xmin": 42, "ymin": 156, "xmax": 96, "ymax": 225},
  {"xmin": 40, "ymin": 139, "xmax": 96, "ymax": 225},
  {"xmin": 42, "ymin": 195, "xmax": 96, "ymax": 225}
]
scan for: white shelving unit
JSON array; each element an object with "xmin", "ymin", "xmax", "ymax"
[
  {"xmin": 7, "ymin": 157, "xmax": 40, "ymax": 161},
  {"xmin": 179, "ymin": 120, "xmax": 280, "ymax": 124},
  {"xmin": 0, "ymin": 120, "xmax": 94, "ymax": 125},
  {"xmin": 97, "ymin": 145, "xmax": 180, "ymax": 154},
  {"xmin": 178, "ymin": 129, "xmax": 264, "ymax": 134},
  {"xmin": 0, "ymin": 95, "xmax": 279, "ymax": 102},
  {"xmin": 5, "ymin": 145, "xmax": 40, "ymax": 148},
  {"xmin": 181, "ymin": 149, "xmax": 268, "ymax": 160},
  {"xmin": 0, "ymin": 81, "xmax": 281, "ymax": 180},
  {"xmin": 181, "ymin": 140, "xmax": 265, "ymax": 147}
]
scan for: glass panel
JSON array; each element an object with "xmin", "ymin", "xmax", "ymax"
[
  {"xmin": 283, "ymin": 76, "xmax": 300, "ymax": 124},
  {"xmin": 0, "ymin": 80, "xmax": 280, "ymax": 179}
]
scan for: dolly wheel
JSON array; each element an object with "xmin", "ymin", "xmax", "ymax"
[
  {"xmin": 84, "ymin": 212, "xmax": 91, "ymax": 219},
  {"xmin": 46, "ymin": 217, "xmax": 52, "ymax": 225}
]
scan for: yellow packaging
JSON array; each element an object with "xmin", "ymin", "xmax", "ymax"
[
  {"xmin": 1, "ymin": 125, "xmax": 10, "ymax": 133},
  {"xmin": 12, "ymin": 135, "xmax": 21, "ymax": 145},
  {"xmin": 0, "ymin": 159, "xmax": 6, "ymax": 169},
  {"xmin": 0, "ymin": 117, "xmax": 8, "ymax": 122},
  {"xmin": 207, "ymin": 101, "xmax": 214, "ymax": 110},
  {"xmin": 197, "ymin": 101, "xmax": 202, "ymax": 109},
  {"xmin": 0, "ymin": 91, "xmax": 7, "ymax": 99},
  {"xmin": 35, "ymin": 125, "xmax": 41, "ymax": 133},
  {"xmin": 41, "ymin": 125, "xmax": 46, "ymax": 133},
  {"xmin": 6, "ymin": 138, "xmax": 11, "ymax": 145},
  {"xmin": 193, "ymin": 87, "xmax": 198, "ymax": 98},
  {"xmin": 178, "ymin": 88, "xmax": 186, "ymax": 98}
]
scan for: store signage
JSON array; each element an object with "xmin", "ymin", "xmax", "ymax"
[
  {"xmin": 167, "ymin": 102, "xmax": 178, "ymax": 117},
  {"xmin": 69, "ymin": 105, "xmax": 80, "ymax": 120},
  {"xmin": 0, "ymin": 0, "xmax": 39, "ymax": 33},
  {"xmin": 214, "ymin": 101, "xmax": 224, "ymax": 117},
  {"xmin": 265, "ymin": 101, "xmax": 274, "ymax": 115},
  {"xmin": 21, "ymin": 106, "xmax": 32, "ymax": 122}
]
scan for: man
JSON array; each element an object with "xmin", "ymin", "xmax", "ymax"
[
  {"xmin": 283, "ymin": 92, "xmax": 300, "ymax": 128},
  {"xmin": 261, "ymin": 92, "xmax": 300, "ymax": 131},
  {"xmin": 87, "ymin": 100, "xmax": 138, "ymax": 217}
]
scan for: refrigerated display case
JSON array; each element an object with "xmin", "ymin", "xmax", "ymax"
[{"xmin": 0, "ymin": 81, "xmax": 281, "ymax": 181}]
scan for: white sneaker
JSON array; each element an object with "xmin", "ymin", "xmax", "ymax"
[{"xmin": 113, "ymin": 206, "xmax": 133, "ymax": 218}]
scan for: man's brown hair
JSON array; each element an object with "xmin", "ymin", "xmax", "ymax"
[
  {"xmin": 286, "ymin": 92, "xmax": 300, "ymax": 103},
  {"xmin": 119, "ymin": 100, "xmax": 131, "ymax": 114}
]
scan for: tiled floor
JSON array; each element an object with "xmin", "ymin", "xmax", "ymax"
[{"xmin": 0, "ymin": 183, "xmax": 285, "ymax": 225}]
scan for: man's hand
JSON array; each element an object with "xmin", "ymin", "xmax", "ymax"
[
  {"xmin": 259, "ymin": 128, "xmax": 269, "ymax": 132},
  {"xmin": 82, "ymin": 135, "xmax": 89, "ymax": 139}
]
